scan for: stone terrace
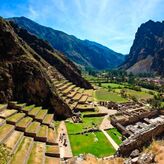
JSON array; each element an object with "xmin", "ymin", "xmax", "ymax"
[
  {"xmin": 0, "ymin": 102, "xmax": 60, "ymax": 163},
  {"xmin": 47, "ymin": 66, "xmax": 94, "ymax": 113}
]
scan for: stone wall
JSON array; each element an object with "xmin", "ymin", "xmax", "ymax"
[
  {"xmin": 111, "ymin": 109, "xmax": 158, "ymax": 126},
  {"xmin": 118, "ymin": 122, "xmax": 164, "ymax": 157}
]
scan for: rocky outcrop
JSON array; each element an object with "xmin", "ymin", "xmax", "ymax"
[
  {"xmin": 121, "ymin": 20, "xmax": 164, "ymax": 75},
  {"xmin": 0, "ymin": 17, "xmax": 72, "ymax": 119}
]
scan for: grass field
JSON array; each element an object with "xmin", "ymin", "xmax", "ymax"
[
  {"xmin": 101, "ymin": 83, "xmax": 124, "ymax": 89},
  {"xmin": 94, "ymin": 89, "xmax": 128, "ymax": 103},
  {"xmin": 66, "ymin": 117, "xmax": 103, "ymax": 134},
  {"xmin": 115, "ymin": 88, "xmax": 153, "ymax": 100},
  {"xmin": 106, "ymin": 128, "xmax": 122, "ymax": 145},
  {"xmin": 69, "ymin": 132, "xmax": 115, "ymax": 157}
]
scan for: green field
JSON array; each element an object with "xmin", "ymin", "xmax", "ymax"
[
  {"xmin": 101, "ymin": 83, "xmax": 124, "ymax": 89},
  {"xmin": 94, "ymin": 89, "xmax": 128, "ymax": 102},
  {"xmin": 69, "ymin": 132, "xmax": 115, "ymax": 157},
  {"xmin": 106, "ymin": 128, "xmax": 122, "ymax": 145},
  {"xmin": 66, "ymin": 117, "xmax": 103, "ymax": 134},
  {"xmin": 115, "ymin": 88, "xmax": 153, "ymax": 100}
]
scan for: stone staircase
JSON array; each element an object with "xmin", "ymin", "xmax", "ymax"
[{"xmin": 0, "ymin": 102, "xmax": 60, "ymax": 164}]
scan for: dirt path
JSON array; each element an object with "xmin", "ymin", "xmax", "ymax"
[
  {"xmin": 98, "ymin": 107, "xmax": 119, "ymax": 151},
  {"xmin": 57, "ymin": 121, "xmax": 73, "ymax": 159}
]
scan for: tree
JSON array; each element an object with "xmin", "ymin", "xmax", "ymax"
[
  {"xmin": 107, "ymin": 85, "xmax": 112, "ymax": 92},
  {"xmin": 98, "ymin": 82, "xmax": 101, "ymax": 87},
  {"xmin": 120, "ymin": 89, "xmax": 127, "ymax": 98},
  {"xmin": 131, "ymin": 96, "xmax": 138, "ymax": 102}
]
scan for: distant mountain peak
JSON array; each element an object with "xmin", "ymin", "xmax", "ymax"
[{"xmin": 121, "ymin": 20, "xmax": 164, "ymax": 75}]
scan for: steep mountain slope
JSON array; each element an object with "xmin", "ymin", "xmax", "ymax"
[
  {"xmin": 8, "ymin": 16, "xmax": 125, "ymax": 70},
  {"xmin": 9, "ymin": 22, "xmax": 92, "ymax": 89},
  {"xmin": 121, "ymin": 20, "xmax": 164, "ymax": 75},
  {"xmin": 0, "ymin": 17, "xmax": 91, "ymax": 118}
]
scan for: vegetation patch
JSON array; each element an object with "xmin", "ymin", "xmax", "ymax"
[{"xmin": 101, "ymin": 83, "xmax": 124, "ymax": 89}]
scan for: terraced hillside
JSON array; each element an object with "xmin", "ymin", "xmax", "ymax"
[
  {"xmin": 47, "ymin": 66, "xmax": 94, "ymax": 114},
  {"xmin": 0, "ymin": 17, "xmax": 93, "ymax": 119},
  {"xmin": 0, "ymin": 102, "xmax": 60, "ymax": 163}
]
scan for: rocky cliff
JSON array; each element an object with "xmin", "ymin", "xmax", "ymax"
[{"xmin": 121, "ymin": 20, "xmax": 164, "ymax": 75}]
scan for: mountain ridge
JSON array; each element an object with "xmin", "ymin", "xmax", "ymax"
[{"xmin": 8, "ymin": 16, "xmax": 125, "ymax": 70}]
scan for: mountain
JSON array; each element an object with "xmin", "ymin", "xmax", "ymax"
[
  {"xmin": 8, "ymin": 16, "xmax": 125, "ymax": 70},
  {"xmin": 0, "ymin": 17, "xmax": 91, "ymax": 118},
  {"xmin": 121, "ymin": 20, "xmax": 164, "ymax": 75}
]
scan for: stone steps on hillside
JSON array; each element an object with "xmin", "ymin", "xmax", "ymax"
[
  {"xmin": 45, "ymin": 145, "xmax": 60, "ymax": 157},
  {"xmin": 22, "ymin": 105, "xmax": 35, "ymax": 114},
  {"xmin": 0, "ymin": 109, "xmax": 18, "ymax": 119},
  {"xmin": 78, "ymin": 88, "xmax": 85, "ymax": 93},
  {"xmin": 58, "ymin": 83, "xmax": 72, "ymax": 92},
  {"xmin": 16, "ymin": 116, "xmax": 33, "ymax": 131},
  {"xmin": 43, "ymin": 114, "xmax": 53, "ymax": 126},
  {"xmin": 0, "ymin": 124, "xmax": 15, "ymax": 143},
  {"xmin": 25, "ymin": 121, "xmax": 41, "ymax": 137},
  {"xmin": 72, "ymin": 93, "xmax": 83, "ymax": 101},
  {"xmin": 67, "ymin": 91, "xmax": 77, "ymax": 98},
  {"xmin": 0, "ymin": 104, "xmax": 8, "ymax": 112},
  {"xmin": 10, "ymin": 137, "xmax": 34, "ymax": 164},
  {"xmin": 62, "ymin": 85, "xmax": 76, "ymax": 95},
  {"xmin": 87, "ymin": 96, "xmax": 93, "ymax": 103},
  {"xmin": 55, "ymin": 81, "xmax": 68, "ymax": 88},
  {"xmin": 0, "ymin": 118, "xmax": 6, "ymax": 127},
  {"xmin": 15, "ymin": 103, "xmax": 27, "ymax": 110},
  {"xmin": 70, "ymin": 101, "xmax": 78, "ymax": 110},
  {"xmin": 36, "ymin": 125, "xmax": 48, "ymax": 142},
  {"xmin": 45, "ymin": 156, "xmax": 60, "ymax": 164},
  {"xmin": 7, "ymin": 113, "xmax": 26, "ymax": 125},
  {"xmin": 4, "ymin": 130, "xmax": 24, "ymax": 154},
  {"xmin": 47, "ymin": 128, "xmax": 57, "ymax": 145},
  {"xmin": 79, "ymin": 95, "xmax": 88, "ymax": 104},
  {"xmin": 35, "ymin": 109, "xmax": 48, "ymax": 122},
  {"xmin": 28, "ymin": 107, "xmax": 41, "ymax": 118},
  {"xmin": 27, "ymin": 142, "xmax": 45, "ymax": 164}
]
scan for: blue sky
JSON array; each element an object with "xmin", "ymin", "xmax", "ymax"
[{"xmin": 0, "ymin": 0, "xmax": 163, "ymax": 54}]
